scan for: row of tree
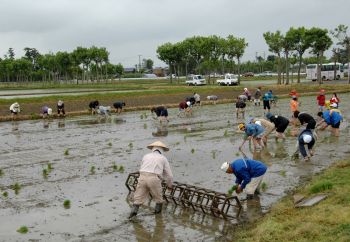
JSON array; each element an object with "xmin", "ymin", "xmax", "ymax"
[
  {"xmin": 156, "ymin": 25, "xmax": 350, "ymax": 84},
  {"xmin": 0, "ymin": 46, "xmax": 124, "ymax": 83}
]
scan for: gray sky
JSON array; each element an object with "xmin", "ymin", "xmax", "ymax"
[{"xmin": 0, "ymin": 0, "xmax": 349, "ymax": 67}]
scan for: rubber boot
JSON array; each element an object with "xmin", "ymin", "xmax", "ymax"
[
  {"xmin": 129, "ymin": 204, "xmax": 139, "ymax": 219},
  {"xmin": 154, "ymin": 203, "xmax": 163, "ymax": 214}
]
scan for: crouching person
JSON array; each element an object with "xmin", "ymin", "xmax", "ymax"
[
  {"xmin": 297, "ymin": 129, "xmax": 315, "ymax": 161},
  {"xmin": 129, "ymin": 141, "xmax": 174, "ymax": 219},
  {"xmin": 221, "ymin": 158, "xmax": 267, "ymax": 199}
]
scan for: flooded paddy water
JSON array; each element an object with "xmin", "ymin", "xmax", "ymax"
[{"xmin": 0, "ymin": 93, "xmax": 349, "ymax": 241}]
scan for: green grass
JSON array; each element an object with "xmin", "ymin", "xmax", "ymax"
[
  {"xmin": 234, "ymin": 159, "xmax": 350, "ymax": 242},
  {"xmin": 16, "ymin": 226, "xmax": 28, "ymax": 234},
  {"xmin": 3, "ymin": 191, "xmax": 8, "ymax": 197},
  {"xmin": 63, "ymin": 199, "xmax": 71, "ymax": 209},
  {"xmin": 309, "ymin": 181, "xmax": 333, "ymax": 194}
]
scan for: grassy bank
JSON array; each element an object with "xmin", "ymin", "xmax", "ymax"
[{"xmin": 234, "ymin": 159, "xmax": 350, "ymax": 242}]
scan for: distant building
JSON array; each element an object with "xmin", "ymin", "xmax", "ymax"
[
  {"xmin": 153, "ymin": 67, "xmax": 168, "ymax": 77},
  {"xmin": 124, "ymin": 67, "xmax": 136, "ymax": 73}
]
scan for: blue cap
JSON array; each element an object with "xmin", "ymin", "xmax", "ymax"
[{"xmin": 266, "ymin": 112, "xmax": 273, "ymax": 119}]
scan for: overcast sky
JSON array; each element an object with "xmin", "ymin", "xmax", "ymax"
[{"xmin": 0, "ymin": 0, "xmax": 349, "ymax": 67}]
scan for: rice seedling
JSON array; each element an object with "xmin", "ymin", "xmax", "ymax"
[
  {"xmin": 64, "ymin": 149, "xmax": 69, "ymax": 156},
  {"xmin": 42, "ymin": 169, "xmax": 48, "ymax": 178},
  {"xmin": 12, "ymin": 183, "xmax": 21, "ymax": 195},
  {"xmin": 224, "ymin": 130, "xmax": 229, "ymax": 137},
  {"xmin": 0, "ymin": 169, "xmax": 3, "ymax": 176},
  {"xmin": 211, "ymin": 151, "xmax": 216, "ymax": 159},
  {"xmin": 227, "ymin": 185, "xmax": 238, "ymax": 196},
  {"xmin": 280, "ymin": 170, "xmax": 286, "ymax": 177},
  {"xmin": 128, "ymin": 142, "xmax": 133, "ymax": 148},
  {"xmin": 191, "ymin": 148, "xmax": 195, "ymax": 154},
  {"xmin": 3, "ymin": 191, "xmax": 8, "ymax": 197},
  {"xmin": 112, "ymin": 163, "xmax": 118, "ymax": 171},
  {"xmin": 90, "ymin": 166, "xmax": 96, "ymax": 175},
  {"xmin": 143, "ymin": 112, "xmax": 148, "ymax": 118},
  {"xmin": 143, "ymin": 123, "xmax": 147, "ymax": 129},
  {"xmin": 108, "ymin": 142, "xmax": 112, "ymax": 147},
  {"xmin": 261, "ymin": 182, "xmax": 268, "ymax": 192},
  {"xmin": 175, "ymin": 141, "xmax": 180, "ymax": 145},
  {"xmin": 47, "ymin": 163, "xmax": 53, "ymax": 171},
  {"xmin": 235, "ymin": 152, "xmax": 240, "ymax": 157},
  {"xmin": 63, "ymin": 199, "xmax": 71, "ymax": 209},
  {"xmin": 140, "ymin": 114, "xmax": 144, "ymax": 119},
  {"xmin": 17, "ymin": 226, "xmax": 28, "ymax": 234},
  {"xmin": 118, "ymin": 165, "xmax": 124, "ymax": 173}
]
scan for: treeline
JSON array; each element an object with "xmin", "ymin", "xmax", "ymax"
[
  {"xmin": 0, "ymin": 46, "xmax": 124, "ymax": 83},
  {"xmin": 157, "ymin": 25, "xmax": 350, "ymax": 84}
]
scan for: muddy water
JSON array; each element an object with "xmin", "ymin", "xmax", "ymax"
[{"xmin": 0, "ymin": 93, "xmax": 349, "ymax": 241}]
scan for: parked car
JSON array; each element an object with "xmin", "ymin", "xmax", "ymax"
[
  {"xmin": 257, "ymin": 71, "xmax": 275, "ymax": 77},
  {"xmin": 185, "ymin": 75, "xmax": 206, "ymax": 86},
  {"xmin": 242, "ymin": 72, "xmax": 254, "ymax": 77},
  {"xmin": 216, "ymin": 73, "xmax": 238, "ymax": 86}
]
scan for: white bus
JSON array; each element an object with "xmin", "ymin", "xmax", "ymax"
[{"xmin": 306, "ymin": 63, "xmax": 344, "ymax": 81}]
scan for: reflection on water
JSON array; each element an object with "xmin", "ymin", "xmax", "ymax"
[
  {"xmin": 58, "ymin": 120, "xmax": 65, "ymax": 128},
  {"xmin": 152, "ymin": 126, "xmax": 168, "ymax": 137}
]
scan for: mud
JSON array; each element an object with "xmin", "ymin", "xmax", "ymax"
[{"xmin": 0, "ymin": 93, "xmax": 349, "ymax": 241}]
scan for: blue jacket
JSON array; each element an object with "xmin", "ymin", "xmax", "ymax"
[
  {"xmin": 245, "ymin": 123, "xmax": 264, "ymax": 137},
  {"xmin": 229, "ymin": 159, "xmax": 267, "ymax": 189},
  {"xmin": 323, "ymin": 110, "xmax": 343, "ymax": 125},
  {"xmin": 262, "ymin": 92, "xmax": 272, "ymax": 101}
]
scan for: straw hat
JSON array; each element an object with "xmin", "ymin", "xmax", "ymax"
[
  {"xmin": 303, "ymin": 135, "xmax": 312, "ymax": 143},
  {"xmin": 147, "ymin": 141, "xmax": 169, "ymax": 151},
  {"xmin": 238, "ymin": 123, "xmax": 245, "ymax": 131}
]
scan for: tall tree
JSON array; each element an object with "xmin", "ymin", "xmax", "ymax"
[
  {"xmin": 331, "ymin": 24, "xmax": 350, "ymax": 83},
  {"xmin": 226, "ymin": 35, "xmax": 247, "ymax": 84},
  {"xmin": 287, "ymin": 27, "xmax": 311, "ymax": 83},
  {"xmin": 263, "ymin": 31, "xmax": 284, "ymax": 84},
  {"xmin": 307, "ymin": 27, "xmax": 333, "ymax": 84}
]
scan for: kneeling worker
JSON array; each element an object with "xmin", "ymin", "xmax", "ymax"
[
  {"xmin": 129, "ymin": 141, "xmax": 174, "ymax": 218},
  {"xmin": 221, "ymin": 158, "xmax": 267, "ymax": 199},
  {"xmin": 113, "ymin": 101, "xmax": 126, "ymax": 114}
]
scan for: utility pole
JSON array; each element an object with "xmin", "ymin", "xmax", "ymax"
[{"xmin": 138, "ymin": 55, "xmax": 142, "ymax": 73}]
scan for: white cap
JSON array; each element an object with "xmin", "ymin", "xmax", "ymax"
[
  {"xmin": 186, "ymin": 101, "xmax": 191, "ymax": 106},
  {"xmin": 303, "ymin": 134, "xmax": 312, "ymax": 143},
  {"xmin": 220, "ymin": 162, "xmax": 230, "ymax": 172},
  {"xmin": 330, "ymin": 103, "xmax": 338, "ymax": 108},
  {"xmin": 255, "ymin": 120, "xmax": 262, "ymax": 126},
  {"xmin": 47, "ymin": 108, "xmax": 52, "ymax": 115},
  {"xmin": 244, "ymin": 88, "xmax": 248, "ymax": 91}
]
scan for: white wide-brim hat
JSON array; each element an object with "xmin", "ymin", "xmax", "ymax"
[
  {"xmin": 147, "ymin": 141, "xmax": 169, "ymax": 151},
  {"xmin": 221, "ymin": 162, "xmax": 230, "ymax": 172}
]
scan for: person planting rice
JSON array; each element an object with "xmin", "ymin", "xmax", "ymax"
[
  {"xmin": 178, "ymin": 101, "xmax": 192, "ymax": 117},
  {"xmin": 57, "ymin": 100, "xmax": 65, "ymax": 117},
  {"xmin": 151, "ymin": 106, "xmax": 169, "ymax": 123},
  {"xmin": 9, "ymin": 102, "xmax": 20, "ymax": 120},
  {"xmin": 254, "ymin": 87, "xmax": 262, "ymax": 106},
  {"xmin": 250, "ymin": 118, "xmax": 275, "ymax": 145},
  {"xmin": 317, "ymin": 103, "xmax": 343, "ymax": 137},
  {"xmin": 316, "ymin": 89, "xmax": 326, "ymax": 111},
  {"xmin": 295, "ymin": 129, "xmax": 316, "ymax": 161},
  {"xmin": 129, "ymin": 141, "xmax": 173, "ymax": 218},
  {"xmin": 238, "ymin": 123, "xmax": 265, "ymax": 150},
  {"xmin": 265, "ymin": 113, "xmax": 290, "ymax": 141},
  {"xmin": 89, "ymin": 100, "xmax": 99, "ymax": 114},
  {"xmin": 113, "ymin": 101, "xmax": 126, "ymax": 114},
  {"xmin": 235, "ymin": 96, "xmax": 246, "ymax": 119},
  {"xmin": 221, "ymin": 158, "xmax": 267, "ymax": 199},
  {"xmin": 97, "ymin": 106, "xmax": 111, "ymax": 116},
  {"xmin": 293, "ymin": 111, "xmax": 316, "ymax": 130},
  {"xmin": 42, "ymin": 106, "xmax": 52, "ymax": 119}
]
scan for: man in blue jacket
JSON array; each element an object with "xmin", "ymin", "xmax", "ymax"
[
  {"xmin": 317, "ymin": 104, "xmax": 343, "ymax": 136},
  {"xmin": 238, "ymin": 123, "xmax": 265, "ymax": 150},
  {"xmin": 221, "ymin": 158, "xmax": 267, "ymax": 199}
]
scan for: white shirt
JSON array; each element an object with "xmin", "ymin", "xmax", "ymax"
[
  {"xmin": 139, "ymin": 150, "xmax": 173, "ymax": 187},
  {"xmin": 194, "ymin": 93, "xmax": 200, "ymax": 102},
  {"xmin": 10, "ymin": 103, "xmax": 20, "ymax": 113}
]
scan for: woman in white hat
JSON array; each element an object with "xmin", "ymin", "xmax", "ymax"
[
  {"xmin": 41, "ymin": 106, "xmax": 52, "ymax": 119},
  {"xmin": 9, "ymin": 102, "xmax": 20, "ymax": 120},
  {"xmin": 129, "ymin": 141, "xmax": 174, "ymax": 219}
]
